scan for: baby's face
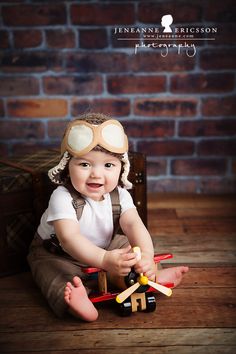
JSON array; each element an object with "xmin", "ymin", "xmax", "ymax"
[{"xmin": 68, "ymin": 150, "xmax": 122, "ymax": 201}]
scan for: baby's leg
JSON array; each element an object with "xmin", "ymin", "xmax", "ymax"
[
  {"xmin": 158, "ymin": 266, "xmax": 189, "ymax": 288},
  {"xmin": 64, "ymin": 276, "xmax": 98, "ymax": 322}
]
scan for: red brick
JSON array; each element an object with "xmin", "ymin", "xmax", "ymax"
[
  {"xmin": 134, "ymin": 98, "xmax": 197, "ymax": 117},
  {"xmin": 147, "ymin": 159, "xmax": 167, "ymax": 176},
  {"xmin": 0, "ymin": 120, "xmax": 44, "ymax": 139},
  {"xmin": 148, "ymin": 179, "xmax": 197, "ymax": 193},
  {"xmin": 123, "ymin": 120, "xmax": 174, "ymax": 138},
  {"xmin": 205, "ymin": 0, "xmax": 236, "ymax": 22},
  {"xmin": 107, "ymin": 75, "xmax": 166, "ymax": 94},
  {"xmin": 200, "ymin": 49, "xmax": 236, "ymax": 70},
  {"xmin": 171, "ymin": 73, "xmax": 234, "ymax": 93},
  {"xmin": 137, "ymin": 140, "xmax": 194, "ymax": 156},
  {"xmin": 46, "ymin": 29, "xmax": 75, "ymax": 49},
  {"xmin": 7, "ymin": 99, "xmax": 68, "ymax": 118},
  {"xmin": 172, "ymin": 159, "xmax": 227, "ymax": 176},
  {"xmin": 0, "ymin": 100, "xmax": 4, "ymax": 116},
  {"xmin": 48, "ymin": 120, "xmax": 69, "ymax": 139},
  {"xmin": 138, "ymin": 2, "xmax": 202, "ymax": 23},
  {"xmin": 72, "ymin": 98, "xmax": 130, "ymax": 117},
  {"xmin": 66, "ymin": 53, "xmax": 129, "ymax": 73},
  {"xmin": 0, "ymin": 30, "xmax": 9, "ymax": 49},
  {"xmin": 14, "ymin": 30, "xmax": 42, "ymax": 48},
  {"xmin": 209, "ymin": 23, "xmax": 236, "ymax": 46},
  {"xmin": 1, "ymin": 52, "xmax": 63, "ymax": 73},
  {"xmin": 197, "ymin": 139, "xmax": 236, "ymax": 156},
  {"xmin": 199, "ymin": 178, "xmax": 236, "ymax": 194},
  {"xmin": 179, "ymin": 119, "xmax": 236, "ymax": 137},
  {"xmin": 111, "ymin": 31, "xmax": 139, "ymax": 49},
  {"xmin": 131, "ymin": 52, "xmax": 194, "ymax": 72},
  {"xmin": 79, "ymin": 29, "xmax": 108, "ymax": 49},
  {"xmin": 202, "ymin": 97, "xmax": 236, "ymax": 117},
  {"xmin": 2, "ymin": 4, "xmax": 66, "ymax": 26},
  {"xmin": 71, "ymin": 3, "xmax": 134, "ymax": 25},
  {"xmin": 43, "ymin": 76, "xmax": 103, "ymax": 95},
  {"xmin": 0, "ymin": 77, "xmax": 39, "ymax": 96}
]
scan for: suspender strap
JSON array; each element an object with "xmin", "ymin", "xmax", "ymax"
[
  {"xmin": 71, "ymin": 196, "xmax": 86, "ymax": 220},
  {"xmin": 67, "ymin": 184, "xmax": 121, "ymax": 238},
  {"xmin": 44, "ymin": 185, "xmax": 121, "ymax": 255},
  {"xmin": 43, "ymin": 183, "xmax": 85, "ymax": 255},
  {"xmin": 65, "ymin": 183, "xmax": 86, "ymax": 220},
  {"xmin": 110, "ymin": 187, "xmax": 121, "ymax": 238}
]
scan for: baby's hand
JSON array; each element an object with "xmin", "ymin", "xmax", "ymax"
[
  {"xmin": 102, "ymin": 246, "xmax": 137, "ymax": 277},
  {"xmin": 134, "ymin": 253, "xmax": 156, "ymax": 281}
]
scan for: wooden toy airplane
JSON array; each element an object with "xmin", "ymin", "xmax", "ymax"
[{"xmin": 82, "ymin": 247, "xmax": 173, "ymax": 316}]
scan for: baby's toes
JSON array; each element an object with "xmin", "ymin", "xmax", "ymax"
[
  {"xmin": 64, "ymin": 286, "xmax": 71, "ymax": 295},
  {"xmin": 65, "ymin": 281, "xmax": 73, "ymax": 290}
]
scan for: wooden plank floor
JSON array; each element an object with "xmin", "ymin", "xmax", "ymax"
[{"xmin": 0, "ymin": 194, "xmax": 236, "ymax": 353}]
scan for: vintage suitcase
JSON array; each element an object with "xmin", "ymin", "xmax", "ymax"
[{"xmin": 0, "ymin": 150, "xmax": 146, "ymax": 276}]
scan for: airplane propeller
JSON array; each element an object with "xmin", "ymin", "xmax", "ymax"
[{"xmin": 116, "ymin": 247, "xmax": 172, "ymax": 304}]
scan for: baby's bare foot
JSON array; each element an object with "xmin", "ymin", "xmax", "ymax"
[
  {"xmin": 64, "ymin": 276, "xmax": 98, "ymax": 322},
  {"xmin": 158, "ymin": 266, "xmax": 189, "ymax": 288}
]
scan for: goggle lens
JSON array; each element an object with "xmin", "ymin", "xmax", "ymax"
[{"xmin": 102, "ymin": 123, "xmax": 126, "ymax": 149}]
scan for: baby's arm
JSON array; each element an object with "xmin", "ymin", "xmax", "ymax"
[
  {"xmin": 53, "ymin": 219, "xmax": 136, "ymax": 275},
  {"xmin": 119, "ymin": 208, "xmax": 156, "ymax": 280}
]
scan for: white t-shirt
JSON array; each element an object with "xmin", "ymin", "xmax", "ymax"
[{"xmin": 37, "ymin": 186, "xmax": 136, "ymax": 249}]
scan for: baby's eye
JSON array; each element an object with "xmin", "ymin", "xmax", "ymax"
[
  {"xmin": 105, "ymin": 163, "xmax": 114, "ymax": 168},
  {"xmin": 79, "ymin": 162, "xmax": 90, "ymax": 168}
]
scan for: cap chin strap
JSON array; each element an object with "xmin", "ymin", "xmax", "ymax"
[
  {"xmin": 121, "ymin": 152, "xmax": 132, "ymax": 190},
  {"xmin": 48, "ymin": 151, "xmax": 71, "ymax": 184}
]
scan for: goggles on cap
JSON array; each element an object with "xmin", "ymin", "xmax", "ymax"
[{"xmin": 61, "ymin": 119, "xmax": 128, "ymax": 157}]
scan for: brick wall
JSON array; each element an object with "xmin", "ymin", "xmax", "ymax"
[{"xmin": 0, "ymin": 0, "xmax": 235, "ymax": 194}]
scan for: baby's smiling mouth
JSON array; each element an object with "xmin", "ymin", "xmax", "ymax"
[{"xmin": 87, "ymin": 183, "xmax": 103, "ymax": 189}]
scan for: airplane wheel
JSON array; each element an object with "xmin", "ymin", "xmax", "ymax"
[
  {"xmin": 118, "ymin": 298, "xmax": 132, "ymax": 316},
  {"xmin": 145, "ymin": 293, "xmax": 156, "ymax": 312}
]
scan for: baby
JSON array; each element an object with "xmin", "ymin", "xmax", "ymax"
[{"xmin": 27, "ymin": 113, "xmax": 188, "ymax": 321}]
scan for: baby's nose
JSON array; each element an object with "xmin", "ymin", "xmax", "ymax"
[{"xmin": 90, "ymin": 167, "xmax": 101, "ymax": 178}]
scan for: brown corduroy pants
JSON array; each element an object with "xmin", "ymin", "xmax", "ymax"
[{"xmin": 27, "ymin": 233, "xmax": 129, "ymax": 317}]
